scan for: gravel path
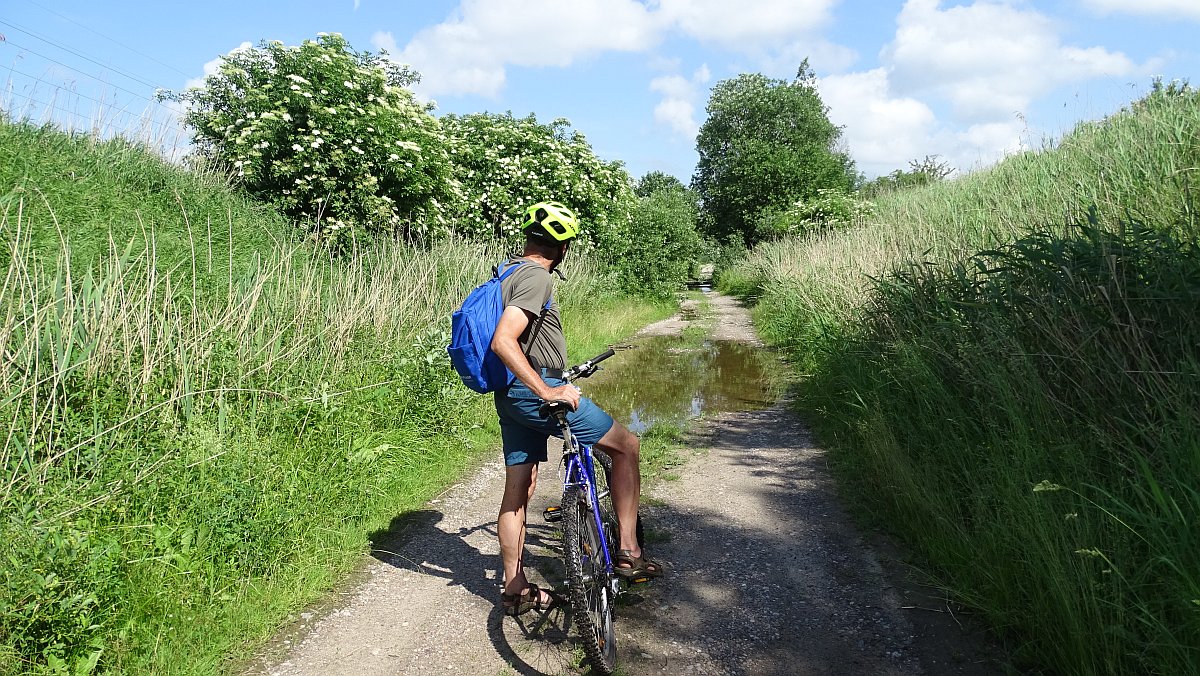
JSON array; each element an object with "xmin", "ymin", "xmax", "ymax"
[{"xmin": 246, "ymin": 293, "xmax": 1003, "ymax": 676}]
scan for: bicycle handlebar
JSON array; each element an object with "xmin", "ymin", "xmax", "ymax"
[
  {"xmin": 539, "ymin": 349, "xmax": 616, "ymax": 420},
  {"xmin": 563, "ymin": 349, "xmax": 615, "ymax": 382}
]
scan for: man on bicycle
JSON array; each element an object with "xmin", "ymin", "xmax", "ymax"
[{"xmin": 492, "ymin": 201, "xmax": 664, "ymax": 616}]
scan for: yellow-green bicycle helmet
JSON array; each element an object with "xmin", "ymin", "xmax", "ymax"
[{"xmin": 522, "ymin": 201, "xmax": 580, "ymax": 242}]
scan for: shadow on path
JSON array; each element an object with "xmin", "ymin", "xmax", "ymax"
[{"xmin": 366, "ymin": 510, "xmax": 581, "ymax": 675}]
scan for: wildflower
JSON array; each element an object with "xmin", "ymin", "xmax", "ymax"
[{"xmin": 292, "ymin": 144, "xmax": 304, "ymax": 151}]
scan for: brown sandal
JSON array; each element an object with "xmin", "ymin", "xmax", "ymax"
[
  {"xmin": 615, "ymin": 550, "xmax": 665, "ymax": 583},
  {"xmin": 500, "ymin": 583, "xmax": 561, "ymax": 616}
]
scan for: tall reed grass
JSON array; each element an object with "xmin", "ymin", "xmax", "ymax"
[
  {"xmin": 0, "ymin": 118, "xmax": 666, "ymax": 674},
  {"xmin": 722, "ymin": 84, "xmax": 1200, "ymax": 674}
]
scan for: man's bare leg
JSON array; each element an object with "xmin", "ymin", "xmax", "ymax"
[
  {"xmin": 498, "ymin": 463, "xmax": 536, "ymax": 594},
  {"xmin": 497, "ymin": 463, "xmax": 556, "ymax": 601},
  {"xmin": 594, "ymin": 422, "xmax": 643, "ymax": 556}
]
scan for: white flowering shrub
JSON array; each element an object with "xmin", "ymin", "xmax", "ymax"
[
  {"xmin": 755, "ymin": 188, "xmax": 876, "ymax": 240},
  {"xmin": 439, "ymin": 112, "xmax": 636, "ymax": 255},
  {"xmin": 166, "ymin": 34, "xmax": 455, "ymax": 249}
]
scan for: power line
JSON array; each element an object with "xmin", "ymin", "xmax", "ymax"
[
  {"xmin": 0, "ymin": 87, "xmax": 184, "ymax": 135},
  {"xmin": 1, "ymin": 36, "xmax": 168, "ymax": 107},
  {"xmin": 0, "ymin": 19, "xmax": 169, "ymax": 92},
  {"xmin": 16, "ymin": 0, "xmax": 194, "ymax": 79},
  {"xmin": 6, "ymin": 65, "xmax": 162, "ymax": 115}
]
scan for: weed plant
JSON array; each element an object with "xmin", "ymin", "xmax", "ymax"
[
  {"xmin": 0, "ymin": 119, "xmax": 670, "ymax": 674},
  {"xmin": 720, "ymin": 84, "xmax": 1200, "ymax": 674}
]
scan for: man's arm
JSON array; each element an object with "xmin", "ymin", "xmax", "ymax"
[{"xmin": 492, "ymin": 305, "xmax": 580, "ymax": 409}]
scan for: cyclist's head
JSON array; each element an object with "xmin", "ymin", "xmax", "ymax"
[{"xmin": 522, "ymin": 201, "xmax": 579, "ymax": 246}]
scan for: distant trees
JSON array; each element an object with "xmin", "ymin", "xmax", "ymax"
[
  {"xmin": 692, "ymin": 61, "xmax": 856, "ymax": 245},
  {"xmin": 621, "ymin": 172, "xmax": 703, "ymax": 295},
  {"xmin": 634, "ymin": 170, "xmax": 685, "ymax": 198},
  {"xmin": 860, "ymin": 155, "xmax": 954, "ymax": 197}
]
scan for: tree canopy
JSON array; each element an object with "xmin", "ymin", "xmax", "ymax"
[
  {"xmin": 692, "ymin": 62, "xmax": 856, "ymax": 244},
  {"xmin": 634, "ymin": 170, "xmax": 685, "ymax": 198}
]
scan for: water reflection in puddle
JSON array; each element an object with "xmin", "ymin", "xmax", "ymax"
[{"xmin": 583, "ymin": 336, "xmax": 778, "ymax": 433}]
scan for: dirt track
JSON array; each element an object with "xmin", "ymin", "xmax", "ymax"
[{"xmin": 247, "ymin": 293, "xmax": 1003, "ymax": 675}]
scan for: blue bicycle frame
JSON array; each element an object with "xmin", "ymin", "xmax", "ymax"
[{"xmin": 560, "ymin": 432, "xmax": 616, "ymax": 576}]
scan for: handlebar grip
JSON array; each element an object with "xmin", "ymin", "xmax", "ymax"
[{"xmin": 591, "ymin": 348, "xmax": 616, "ymax": 364}]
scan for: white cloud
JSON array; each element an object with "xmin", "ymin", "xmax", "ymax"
[
  {"xmin": 1082, "ymin": 0, "xmax": 1200, "ymax": 21},
  {"xmin": 883, "ymin": 0, "xmax": 1138, "ymax": 121},
  {"xmin": 818, "ymin": 64, "xmax": 1034, "ymax": 177},
  {"xmin": 650, "ymin": 65, "xmax": 711, "ymax": 140},
  {"xmin": 387, "ymin": 0, "xmax": 847, "ymax": 98},
  {"xmin": 818, "ymin": 69, "xmax": 937, "ymax": 177},
  {"xmin": 184, "ymin": 41, "xmax": 253, "ymax": 90},
  {"xmin": 387, "ymin": 0, "xmax": 660, "ymax": 98},
  {"xmin": 656, "ymin": 0, "xmax": 837, "ymax": 47},
  {"xmin": 940, "ymin": 119, "xmax": 1028, "ymax": 173}
]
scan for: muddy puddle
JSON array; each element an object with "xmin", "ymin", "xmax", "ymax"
[{"xmin": 581, "ymin": 335, "xmax": 780, "ymax": 433}]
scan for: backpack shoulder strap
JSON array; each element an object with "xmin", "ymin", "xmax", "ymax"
[{"xmin": 494, "ymin": 257, "xmax": 530, "ymax": 281}]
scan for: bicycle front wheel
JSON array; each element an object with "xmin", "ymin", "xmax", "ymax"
[{"xmin": 562, "ymin": 485, "xmax": 617, "ymax": 674}]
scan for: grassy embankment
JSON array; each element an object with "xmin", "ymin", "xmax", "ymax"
[
  {"xmin": 720, "ymin": 85, "xmax": 1200, "ymax": 674},
  {"xmin": 0, "ymin": 119, "xmax": 673, "ymax": 674}
]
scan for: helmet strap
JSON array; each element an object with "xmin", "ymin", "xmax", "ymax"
[{"xmin": 548, "ymin": 241, "xmax": 570, "ymax": 277}]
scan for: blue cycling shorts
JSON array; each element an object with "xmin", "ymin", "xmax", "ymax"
[{"xmin": 494, "ymin": 377, "xmax": 614, "ymax": 466}]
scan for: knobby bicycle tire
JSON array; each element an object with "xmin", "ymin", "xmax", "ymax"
[{"xmin": 562, "ymin": 485, "xmax": 618, "ymax": 674}]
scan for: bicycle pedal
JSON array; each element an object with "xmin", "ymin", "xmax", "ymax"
[{"xmin": 542, "ymin": 505, "xmax": 563, "ymax": 523}]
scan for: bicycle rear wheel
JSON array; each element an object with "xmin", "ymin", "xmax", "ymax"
[{"xmin": 562, "ymin": 485, "xmax": 617, "ymax": 674}]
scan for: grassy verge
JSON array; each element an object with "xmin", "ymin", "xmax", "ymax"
[
  {"xmin": 0, "ymin": 118, "xmax": 673, "ymax": 675},
  {"xmin": 720, "ymin": 84, "xmax": 1200, "ymax": 675}
]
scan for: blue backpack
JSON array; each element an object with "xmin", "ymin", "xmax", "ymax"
[{"xmin": 447, "ymin": 260, "xmax": 550, "ymax": 393}]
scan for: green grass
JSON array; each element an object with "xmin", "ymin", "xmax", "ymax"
[
  {"xmin": 0, "ymin": 117, "xmax": 673, "ymax": 675},
  {"xmin": 720, "ymin": 83, "xmax": 1200, "ymax": 675}
]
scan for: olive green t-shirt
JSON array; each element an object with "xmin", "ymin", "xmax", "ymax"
[{"xmin": 500, "ymin": 259, "xmax": 567, "ymax": 371}]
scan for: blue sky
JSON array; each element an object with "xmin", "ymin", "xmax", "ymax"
[{"xmin": 3, "ymin": 0, "xmax": 1198, "ymax": 181}]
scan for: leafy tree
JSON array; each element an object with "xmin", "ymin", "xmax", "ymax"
[
  {"xmin": 619, "ymin": 184, "xmax": 703, "ymax": 296},
  {"xmin": 692, "ymin": 61, "xmax": 856, "ymax": 244},
  {"xmin": 634, "ymin": 170, "xmax": 685, "ymax": 198},
  {"xmin": 165, "ymin": 34, "xmax": 455, "ymax": 249},
  {"xmin": 439, "ymin": 112, "xmax": 635, "ymax": 254}
]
